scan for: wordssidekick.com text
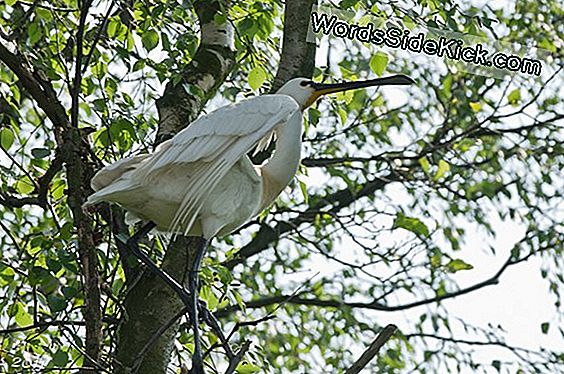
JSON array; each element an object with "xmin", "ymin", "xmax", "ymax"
[{"xmin": 310, "ymin": 11, "xmax": 542, "ymax": 77}]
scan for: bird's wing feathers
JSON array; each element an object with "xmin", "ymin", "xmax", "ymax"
[
  {"xmin": 89, "ymin": 153, "xmax": 151, "ymax": 192},
  {"xmin": 133, "ymin": 94, "xmax": 301, "ymax": 236}
]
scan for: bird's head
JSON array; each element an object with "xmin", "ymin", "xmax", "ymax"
[{"xmin": 277, "ymin": 75, "xmax": 415, "ymax": 110}]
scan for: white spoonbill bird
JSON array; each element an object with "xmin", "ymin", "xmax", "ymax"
[{"xmin": 84, "ymin": 74, "xmax": 414, "ymax": 373}]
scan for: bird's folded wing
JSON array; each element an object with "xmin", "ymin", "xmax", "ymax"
[
  {"xmin": 132, "ymin": 94, "xmax": 301, "ymax": 235},
  {"xmin": 89, "ymin": 153, "xmax": 151, "ymax": 192}
]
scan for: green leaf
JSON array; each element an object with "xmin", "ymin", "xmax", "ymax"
[
  {"xmin": 133, "ymin": 59, "xmax": 145, "ymax": 72},
  {"xmin": 537, "ymin": 38, "xmax": 557, "ymax": 53},
  {"xmin": 393, "ymin": 213, "xmax": 429, "ymax": 237},
  {"xmin": 469, "ymin": 102, "xmax": 482, "ymax": 112},
  {"xmin": 335, "ymin": 89, "xmax": 354, "ymax": 104},
  {"xmin": 248, "ymin": 66, "xmax": 266, "ymax": 90},
  {"xmin": 47, "ymin": 295, "xmax": 67, "ymax": 313},
  {"xmin": 142, "ymin": 29, "xmax": 159, "ymax": 51},
  {"xmin": 51, "ymin": 179, "xmax": 66, "ymax": 200},
  {"xmin": 200, "ymin": 285, "xmax": 218, "ymax": 310},
  {"xmin": 215, "ymin": 265, "xmax": 233, "ymax": 284},
  {"xmin": 507, "ymin": 89, "xmax": 521, "ymax": 106},
  {"xmin": 62, "ymin": 286, "xmax": 79, "ymax": 299},
  {"xmin": 233, "ymin": 290, "xmax": 245, "ymax": 312},
  {"xmin": 15, "ymin": 305, "xmax": 33, "ymax": 327},
  {"xmin": 28, "ymin": 22, "xmax": 43, "ymax": 45},
  {"xmin": 6, "ymin": 0, "xmax": 17, "ymax": 6},
  {"xmin": 31, "ymin": 147, "xmax": 50, "ymax": 159},
  {"xmin": 298, "ymin": 179, "xmax": 308, "ymax": 204},
  {"xmin": 126, "ymin": 31, "xmax": 135, "ymax": 51},
  {"xmin": 107, "ymin": 19, "xmax": 120, "ymax": 38},
  {"xmin": 454, "ymin": 138, "xmax": 474, "ymax": 152},
  {"xmin": 15, "ymin": 175, "xmax": 35, "ymax": 194},
  {"xmin": 402, "ymin": 16, "xmax": 416, "ymax": 30},
  {"xmin": 442, "ymin": 74, "xmax": 452, "ymax": 97},
  {"xmin": 29, "ymin": 266, "xmax": 59, "ymax": 293},
  {"xmin": 214, "ymin": 13, "xmax": 227, "ymax": 25},
  {"xmin": 7, "ymin": 302, "xmax": 19, "ymax": 317},
  {"xmin": 434, "ymin": 160, "xmax": 450, "ymax": 181},
  {"xmin": 238, "ymin": 18, "xmax": 258, "ymax": 38},
  {"xmin": 0, "ymin": 267, "xmax": 15, "ymax": 285},
  {"xmin": 340, "ymin": 0, "xmax": 360, "ymax": 9},
  {"xmin": 541, "ymin": 322, "xmax": 549, "ymax": 334},
  {"xmin": 431, "ymin": 253, "xmax": 442, "ymax": 268},
  {"xmin": 418, "ymin": 157, "xmax": 430, "ymax": 173},
  {"xmin": 338, "ymin": 107, "xmax": 348, "ymax": 125},
  {"xmin": 182, "ymin": 83, "xmax": 205, "ymax": 99},
  {"xmin": 236, "ymin": 361, "xmax": 260, "ymax": 374},
  {"xmin": 445, "ymin": 259, "xmax": 474, "ymax": 272},
  {"xmin": 161, "ymin": 32, "xmax": 171, "ymax": 50},
  {"xmin": 0, "ymin": 128, "xmax": 15, "ymax": 150},
  {"xmin": 308, "ymin": 107, "xmax": 320, "ymax": 126},
  {"xmin": 369, "ymin": 52, "xmax": 388, "ymax": 76},
  {"xmin": 51, "ymin": 349, "xmax": 69, "ymax": 367}
]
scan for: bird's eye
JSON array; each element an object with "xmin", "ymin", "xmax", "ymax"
[{"xmin": 299, "ymin": 81, "xmax": 310, "ymax": 87}]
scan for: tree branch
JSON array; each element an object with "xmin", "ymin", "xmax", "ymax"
[
  {"xmin": 0, "ymin": 35, "xmax": 101, "ymax": 371},
  {"xmin": 0, "ymin": 316, "xmax": 117, "ymax": 334},
  {"xmin": 345, "ymin": 324, "xmax": 397, "ymax": 374},
  {"xmin": 224, "ymin": 341, "xmax": 252, "ymax": 374},
  {"xmin": 0, "ymin": 42, "xmax": 69, "ymax": 129},
  {"xmin": 71, "ymin": 0, "xmax": 93, "ymax": 129},
  {"xmin": 251, "ymin": 0, "xmax": 317, "ymax": 165},
  {"xmin": 224, "ymin": 173, "xmax": 398, "ymax": 268},
  {"xmin": 35, "ymin": 150, "xmax": 63, "ymax": 207},
  {"xmin": 302, "ymin": 155, "xmax": 390, "ymax": 167},
  {"xmin": 0, "ymin": 193, "xmax": 41, "ymax": 208},
  {"xmin": 218, "ymin": 239, "xmax": 551, "ymax": 317}
]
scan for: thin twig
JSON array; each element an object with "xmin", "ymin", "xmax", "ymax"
[
  {"xmin": 344, "ymin": 324, "xmax": 397, "ymax": 374},
  {"xmin": 0, "ymin": 317, "xmax": 117, "ymax": 334},
  {"xmin": 224, "ymin": 341, "xmax": 251, "ymax": 374},
  {"xmin": 82, "ymin": 0, "xmax": 116, "ymax": 74}
]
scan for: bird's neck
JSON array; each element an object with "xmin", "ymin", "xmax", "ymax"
[{"xmin": 258, "ymin": 114, "xmax": 302, "ymax": 212}]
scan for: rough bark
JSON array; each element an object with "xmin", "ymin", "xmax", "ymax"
[
  {"xmin": 155, "ymin": 0, "xmax": 235, "ymax": 145},
  {"xmin": 271, "ymin": 0, "xmax": 318, "ymax": 92},
  {"xmin": 113, "ymin": 1, "xmax": 236, "ymax": 372},
  {"xmin": 252, "ymin": 0, "xmax": 317, "ymax": 164},
  {"xmin": 114, "ymin": 236, "xmax": 195, "ymax": 374}
]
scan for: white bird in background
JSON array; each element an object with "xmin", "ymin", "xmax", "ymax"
[{"xmin": 84, "ymin": 74, "xmax": 414, "ymax": 373}]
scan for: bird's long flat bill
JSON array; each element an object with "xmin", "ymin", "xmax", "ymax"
[{"xmin": 306, "ymin": 74, "xmax": 414, "ymax": 107}]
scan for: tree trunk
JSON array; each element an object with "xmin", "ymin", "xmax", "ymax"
[
  {"xmin": 113, "ymin": 1, "xmax": 236, "ymax": 372},
  {"xmin": 114, "ymin": 236, "xmax": 195, "ymax": 373}
]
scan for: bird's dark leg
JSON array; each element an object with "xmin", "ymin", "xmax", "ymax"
[
  {"xmin": 188, "ymin": 237, "xmax": 209, "ymax": 374},
  {"xmin": 124, "ymin": 222, "xmax": 193, "ymax": 308},
  {"xmin": 124, "ymin": 224, "xmax": 211, "ymax": 373}
]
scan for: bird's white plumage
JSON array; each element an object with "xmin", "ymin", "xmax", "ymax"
[
  {"xmin": 89, "ymin": 153, "xmax": 151, "ymax": 191},
  {"xmin": 85, "ymin": 94, "xmax": 301, "ymax": 237},
  {"xmin": 82, "ymin": 76, "xmax": 413, "ymax": 373}
]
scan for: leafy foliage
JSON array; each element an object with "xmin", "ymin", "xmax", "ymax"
[{"xmin": 0, "ymin": 0, "xmax": 562, "ymax": 373}]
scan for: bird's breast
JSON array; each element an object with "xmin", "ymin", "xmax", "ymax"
[{"xmin": 199, "ymin": 157, "xmax": 263, "ymax": 237}]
